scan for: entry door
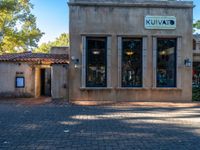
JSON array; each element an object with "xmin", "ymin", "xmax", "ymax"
[
  {"xmin": 45, "ymin": 68, "xmax": 51, "ymax": 96},
  {"xmin": 40, "ymin": 68, "xmax": 51, "ymax": 96}
]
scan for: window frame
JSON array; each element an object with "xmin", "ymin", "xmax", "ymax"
[
  {"xmin": 15, "ymin": 77, "xmax": 25, "ymax": 88},
  {"xmin": 85, "ymin": 37, "xmax": 108, "ymax": 87}
]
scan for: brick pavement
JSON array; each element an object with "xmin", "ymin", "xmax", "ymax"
[{"xmin": 0, "ymin": 99, "xmax": 200, "ymax": 150}]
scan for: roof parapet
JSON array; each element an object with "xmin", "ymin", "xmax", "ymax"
[{"xmin": 68, "ymin": 0, "xmax": 193, "ymax": 8}]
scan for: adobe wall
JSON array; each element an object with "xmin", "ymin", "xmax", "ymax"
[
  {"xmin": 0, "ymin": 63, "xmax": 35, "ymax": 98},
  {"xmin": 50, "ymin": 47, "xmax": 69, "ymax": 55},
  {"xmin": 51, "ymin": 64, "xmax": 69, "ymax": 99}
]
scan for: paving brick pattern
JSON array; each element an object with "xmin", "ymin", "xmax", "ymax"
[{"xmin": 0, "ymin": 100, "xmax": 200, "ymax": 150}]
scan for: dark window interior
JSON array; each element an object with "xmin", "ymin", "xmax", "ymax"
[
  {"xmin": 40, "ymin": 68, "xmax": 51, "ymax": 96},
  {"xmin": 122, "ymin": 38, "xmax": 143, "ymax": 87},
  {"xmin": 193, "ymin": 62, "xmax": 200, "ymax": 87},
  {"xmin": 40, "ymin": 69, "xmax": 45, "ymax": 96},
  {"xmin": 193, "ymin": 39, "xmax": 196, "ymax": 50},
  {"xmin": 86, "ymin": 37, "xmax": 107, "ymax": 87},
  {"xmin": 157, "ymin": 38, "xmax": 177, "ymax": 87}
]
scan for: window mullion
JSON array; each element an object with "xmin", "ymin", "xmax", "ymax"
[
  {"xmin": 177, "ymin": 37, "xmax": 182, "ymax": 88},
  {"xmin": 81, "ymin": 36, "xmax": 86, "ymax": 88},
  {"xmin": 142, "ymin": 37, "xmax": 147, "ymax": 88},
  {"xmin": 117, "ymin": 37, "xmax": 122, "ymax": 87},
  {"xmin": 152, "ymin": 37, "xmax": 157, "ymax": 88},
  {"xmin": 107, "ymin": 36, "xmax": 112, "ymax": 88}
]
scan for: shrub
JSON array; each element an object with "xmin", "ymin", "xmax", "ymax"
[{"xmin": 192, "ymin": 87, "xmax": 200, "ymax": 101}]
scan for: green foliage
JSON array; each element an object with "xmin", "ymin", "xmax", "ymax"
[
  {"xmin": 192, "ymin": 87, "xmax": 200, "ymax": 101},
  {"xmin": 193, "ymin": 20, "xmax": 200, "ymax": 33},
  {"xmin": 0, "ymin": 0, "xmax": 43, "ymax": 54},
  {"xmin": 193, "ymin": 20, "xmax": 200, "ymax": 29},
  {"xmin": 34, "ymin": 33, "xmax": 69, "ymax": 53}
]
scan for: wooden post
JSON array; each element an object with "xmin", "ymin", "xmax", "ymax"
[{"xmin": 35, "ymin": 67, "xmax": 41, "ymax": 98}]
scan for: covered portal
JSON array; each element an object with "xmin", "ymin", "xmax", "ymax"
[{"xmin": 0, "ymin": 48, "xmax": 69, "ymax": 100}]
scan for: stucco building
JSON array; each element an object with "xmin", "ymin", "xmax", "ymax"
[
  {"xmin": 68, "ymin": 0, "xmax": 193, "ymax": 104},
  {"xmin": 0, "ymin": 0, "xmax": 195, "ymax": 104},
  {"xmin": 0, "ymin": 47, "xmax": 69, "ymax": 99}
]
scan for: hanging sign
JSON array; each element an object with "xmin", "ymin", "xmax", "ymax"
[{"xmin": 145, "ymin": 16, "xmax": 176, "ymax": 30}]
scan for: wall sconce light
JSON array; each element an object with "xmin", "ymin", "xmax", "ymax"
[
  {"xmin": 184, "ymin": 58, "xmax": 192, "ymax": 67},
  {"xmin": 71, "ymin": 56, "xmax": 79, "ymax": 69}
]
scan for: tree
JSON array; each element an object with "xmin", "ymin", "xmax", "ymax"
[
  {"xmin": 34, "ymin": 33, "xmax": 69, "ymax": 53},
  {"xmin": 193, "ymin": 20, "xmax": 200, "ymax": 29},
  {"xmin": 0, "ymin": 0, "xmax": 43, "ymax": 54},
  {"xmin": 193, "ymin": 20, "xmax": 200, "ymax": 33}
]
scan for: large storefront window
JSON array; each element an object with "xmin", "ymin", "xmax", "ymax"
[
  {"xmin": 157, "ymin": 38, "xmax": 177, "ymax": 87},
  {"xmin": 122, "ymin": 38, "xmax": 143, "ymax": 87},
  {"xmin": 193, "ymin": 62, "xmax": 200, "ymax": 87},
  {"xmin": 86, "ymin": 37, "xmax": 107, "ymax": 87}
]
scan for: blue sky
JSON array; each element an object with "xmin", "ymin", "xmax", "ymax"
[
  {"xmin": 30, "ymin": 0, "xmax": 200, "ymax": 44},
  {"xmin": 30, "ymin": 0, "xmax": 69, "ymax": 44}
]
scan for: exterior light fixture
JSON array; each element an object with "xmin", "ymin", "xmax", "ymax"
[
  {"xmin": 184, "ymin": 58, "xmax": 192, "ymax": 67},
  {"xmin": 71, "ymin": 56, "xmax": 79, "ymax": 69}
]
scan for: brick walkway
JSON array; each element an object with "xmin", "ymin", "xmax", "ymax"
[{"xmin": 0, "ymin": 99, "xmax": 200, "ymax": 150}]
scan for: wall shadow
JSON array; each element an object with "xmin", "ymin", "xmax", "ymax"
[{"xmin": 0, "ymin": 103, "xmax": 200, "ymax": 149}]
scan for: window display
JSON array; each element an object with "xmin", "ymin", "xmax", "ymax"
[
  {"xmin": 86, "ymin": 37, "xmax": 107, "ymax": 87},
  {"xmin": 157, "ymin": 38, "xmax": 177, "ymax": 87},
  {"xmin": 122, "ymin": 38, "xmax": 143, "ymax": 87}
]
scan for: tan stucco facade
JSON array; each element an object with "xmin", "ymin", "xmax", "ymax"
[
  {"xmin": 0, "ymin": 62, "xmax": 68, "ymax": 99},
  {"xmin": 51, "ymin": 47, "xmax": 69, "ymax": 55},
  {"xmin": 0, "ymin": 63, "xmax": 35, "ymax": 97},
  {"xmin": 51, "ymin": 64, "xmax": 68, "ymax": 99},
  {"xmin": 68, "ymin": 0, "xmax": 193, "ymax": 103}
]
